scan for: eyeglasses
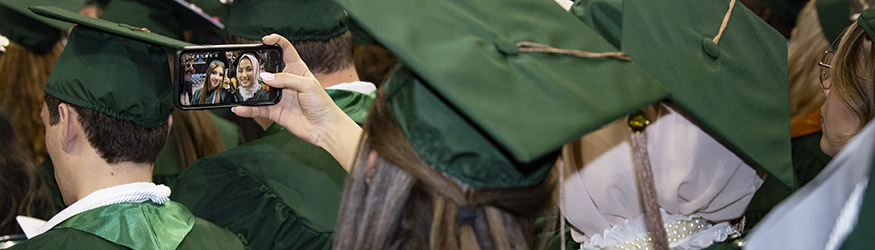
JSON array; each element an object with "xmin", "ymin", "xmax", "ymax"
[{"xmin": 819, "ymin": 50, "xmax": 834, "ymax": 90}]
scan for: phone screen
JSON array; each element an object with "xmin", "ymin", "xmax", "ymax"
[{"xmin": 175, "ymin": 44, "xmax": 282, "ymax": 109}]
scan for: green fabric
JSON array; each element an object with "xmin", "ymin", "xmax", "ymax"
[
  {"xmin": 30, "ymin": 6, "xmax": 194, "ymax": 49},
  {"xmin": 570, "ymin": 0, "xmax": 624, "ymax": 49},
  {"xmin": 195, "ymin": 0, "xmax": 230, "ymax": 25},
  {"xmin": 227, "ymin": 0, "xmax": 349, "ymax": 41},
  {"xmin": 55, "ymin": 202, "xmax": 193, "ymax": 250},
  {"xmin": 324, "ymin": 88, "xmax": 375, "ymax": 124},
  {"xmin": 838, "ymin": 138, "xmax": 875, "ymax": 250},
  {"xmin": 858, "ymin": 6, "xmax": 875, "ymax": 39},
  {"xmin": 817, "ymin": 0, "xmax": 853, "ymax": 47},
  {"xmin": 43, "ymin": 26, "xmax": 174, "ymax": 128},
  {"xmin": 31, "ymin": 6, "xmax": 194, "ymax": 128},
  {"xmin": 575, "ymin": 0, "xmax": 795, "ymax": 188},
  {"xmin": 338, "ymin": 0, "xmax": 669, "ymax": 188},
  {"xmin": 100, "ymin": 0, "xmax": 222, "ymax": 40},
  {"xmin": 348, "ymin": 19, "xmax": 377, "ymax": 46},
  {"xmin": 153, "ymin": 112, "xmax": 244, "ymax": 186},
  {"xmin": 8, "ymin": 216, "xmax": 248, "ymax": 250},
  {"xmin": 171, "ymin": 91, "xmax": 371, "ymax": 250},
  {"xmin": 743, "ymin": 132, "xmax": 831, "ymax": 229},
  {"xmin": 171, "ymin": 125, "xmax": 344, "ymax": 250},
  {"xmin": 192, "ymin": 88, "xmax": 232, "ymax": 105},
  {"xmin": 0, "ymin": 0, "xmax": 86, "ymax": 52}
]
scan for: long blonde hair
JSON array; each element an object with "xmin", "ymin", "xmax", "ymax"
[
  {"xmin": 830, "ymin": 21, "xmax": 875, "ymax": 134},
  {"xmin": 0, "ymin": 41, "xmax": 64, "ymax": 163},
  {"xmin": 333, "ymin": 89, "xmax": 555, "ymax": 250},
  {"xmin": 788, "ymin": 1, "xmax": 829, "ymax": 121}
]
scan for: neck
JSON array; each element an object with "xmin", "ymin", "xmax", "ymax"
[
  {"xmin": 314, "ymin": 65, "xmax": 360, "ymax": 88},
  {"xmin": 61, "ymin": 154, "xmax": 153, "ymax": 205}
]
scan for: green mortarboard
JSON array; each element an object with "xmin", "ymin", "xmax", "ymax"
[
  {"xmin": 573, "ymin": 0, "xmax": 795, "ymax": 188},
  {"xmin": 31, "ymin": 6, "xmax": 194, "ymax": 128},
  {"xmin": 348, "ymin": 19, "xmax": 377, "ymax": 46},
  {"xmin": 860, "ymin": 6, "xmax": 875, "ymax": 38},
  {"xmin": 100, "ymin": 0, "xmax": 223, "ymax": 40},
  {"xmin": 337, "ymin": 0, "xmax": 669, "ymax": 188},
  {"xmin": 817, "ymin": 0, "xmax": 874, "ymax": 48},
  {"xmin": 0, "ymin": 0, "xmax": 87, "ymax": 52},
  {"xmin": 227, "ymin": 0, "xmax": 348, "ymax": 41}
]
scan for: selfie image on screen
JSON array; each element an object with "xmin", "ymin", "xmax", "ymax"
[{"xmin": 178, "ymin": 47, "xmax": 281, "ymax": 107}]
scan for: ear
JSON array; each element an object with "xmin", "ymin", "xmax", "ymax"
[{"xmin": 58, "ymin": 103, "xmax": 82, "ymax": 153}]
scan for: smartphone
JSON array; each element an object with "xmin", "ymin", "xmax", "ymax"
[{"xmin": 174, "ymin": 44, "xmax": 283, "ymax": 110}]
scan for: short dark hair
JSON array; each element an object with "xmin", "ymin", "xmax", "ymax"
[
  {"xmin": 44, "ymin": 94, "xmax": 169, "ymax": 164},
  {"xmin": 227, "ymin": 31, "xmax": 354, "ymax": 75}
]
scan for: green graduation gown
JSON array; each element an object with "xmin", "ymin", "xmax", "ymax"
[
  {"xmin": 8, "ymin": 201, "xmax": 248, "ymax": 250},
  {"xmin": 170, "ymin": 88, "xmax": 374, "ymax": 250}
]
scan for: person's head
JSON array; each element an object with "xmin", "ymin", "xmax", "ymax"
[
  {"xmin": 207, "ymin": 60, "xmax": 226, "ymax": 90},
  {"xmin": 819, "ymin": 19, "xmax": 875, "ymax": 156},
  {"xmin": 236, "ymin": 54, "xmax": 260, "ymax": 88},
  {"xmin": 225, "ymin": 0, "xmax": 355, "ymax": 77},
  {"xmin": 334, "ymin": 87, "xmax": 554, "ymax": 250},
  {"xmin": 0, "ymin": 109, "xmax": 54, "ymax": 235},
  {"xmin": 41, "ymin": 94, "xmax": 170, "ymax": 204},
  {"xmin": 27, "ymin": 5, "xmax": 191, "ymax": 203}
]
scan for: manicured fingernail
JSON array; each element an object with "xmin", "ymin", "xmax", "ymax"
[
  {"xmin": 262, "ymin": 35, "xmax": 270, "ymax": 40},
  {"xmin": 260, "ymin": 72, "xmax": 274, "ymax": 82},
  {"xmin": 231, "ymin": 107, "xmax": 237, "ymax": 113}
]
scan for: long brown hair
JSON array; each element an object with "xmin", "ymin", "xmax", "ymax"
[
  {"xmin": 0, "ymin": 110, "xmax": 54, "ymax": 235},
  {"xmin": 333, "ymin": 89, "xmax": 555, "ymax": 250},
  {"xmin": 831, "ymin": 22, "xmax": 875, "ymax": 135},
  {"xmin": 0, "ymin": 41, "xmax": 63, "ymax": 163},
  {"xmin": 197, "ymin": 60, "xmax": 227, "ymax": 105}
]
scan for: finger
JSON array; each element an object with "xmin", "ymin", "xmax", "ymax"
[
  {"xmin": 262, "ymin": 34, "xmax": 310, "ymax": 76},
  {"xmin": 232, "ymin": 106, "xmax": 266, "ymax": 118},
  {"xmin": 260, "ymin": 72, "xmax": 320, "ymax": 93}
]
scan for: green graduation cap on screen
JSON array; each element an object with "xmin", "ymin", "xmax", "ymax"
[
  {"xmin": 99, "ymin": 0, "xmax": 223, "ymax": 40},
  {"xmin": 0, "ymin": 0, "xmax": 88, "ymax": 52},
  {"xmin": 572, "ymin": 0, "xmax": 795, "ymax": 188},
  {"xmin": 31, "ymin": 6, "xmax": 194, "ymax": 128},
  {"xmin": 336, "ymin": 0, "xmax": 670, "ymax": 188},
  {"xmin": 227, "ymin": 0, "xmax": 349, "ymax": 41}
]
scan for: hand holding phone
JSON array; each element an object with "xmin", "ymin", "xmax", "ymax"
[
  {"xmin": 231, "ymin": 34, "xmax": 363, "ymax": 171},
  {"xmin": 174, "ymin": 44, "xmax": 283, "ymax": 109}
]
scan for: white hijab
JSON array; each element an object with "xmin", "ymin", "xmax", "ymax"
[{"xmin": 238, "ymin": 53, "xmax": 262, "ymax": 101}]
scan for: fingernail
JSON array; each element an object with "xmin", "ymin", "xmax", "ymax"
[
  {"xmin": 262, "ymin": 35, "xmax": 270, "ymax": 40},
  {"xmin": 231, "ymin": 107, "xmax": 237, "ymax": 113},
  {"xmin": 260, "ymin": 72, "xmax": 274, "ymax": 82}
]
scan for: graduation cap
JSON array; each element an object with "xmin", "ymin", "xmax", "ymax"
[
  {"xmin": 227, "ymin": 0, "xmax": 348, "ymax": 41},
  {"xmin": 817, "ymin": 0, "xmax": 874, "ymax": 47},
  {"xmin": 0, "ymin": 0, "xmax": 87, "ymax": 52},
  {"xmin": 31, "ymin": 6, "xmax": 194, "ymax": 128},
  {"xmin": 572, "ymin": 0, "xmax": 795, "ymax": 188},
  {"xmin": 99, "ymin": 0, "xmax": 223, "ymax": 40},
  {"xmin": 336, "ymin": 0, "xmax": 669, "ymax": 188},
  {"xmin": 855, "ymin": 2, "xmax": 875, "ymax": 38}
]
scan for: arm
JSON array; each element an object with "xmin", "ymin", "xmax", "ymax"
[{"xmin": 232, "ymin": 34, "xmax": 362, "ymax": 172}]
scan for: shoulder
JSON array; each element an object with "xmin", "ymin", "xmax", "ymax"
[{"xmin": 8, "ymin": 228, "xmax": 123, "ymax": 250}]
